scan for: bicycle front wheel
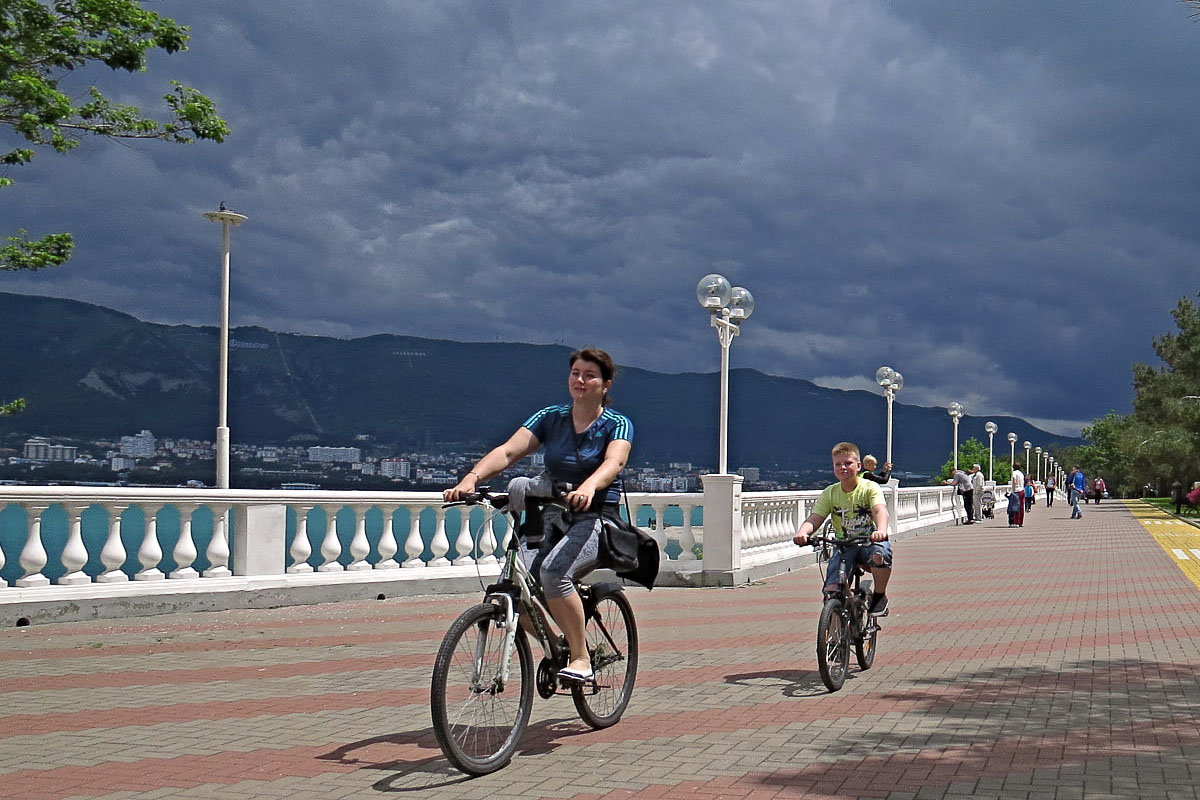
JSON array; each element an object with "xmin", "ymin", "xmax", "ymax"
[
  {"xmin": 572, "ymin": 591, "xmax": 638, "ymax": 728},
  {"xmin": 855, "ymin": 618, "xmax": 878, "ymax": 670},
  {"xmin": 431, "ymin": 603, "xmax": 534, "ymax": 775},
  {"xmin": 816, "ymin": 598, "xmax": 850, "ymax": 692}
]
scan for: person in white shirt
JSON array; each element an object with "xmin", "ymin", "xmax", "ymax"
[{"xmin": 1008, "ymin": 462, "xmax": 1026, "ymax": 527}]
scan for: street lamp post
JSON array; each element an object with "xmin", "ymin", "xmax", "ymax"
[
  {"xmin": 1035, "ymin": 446, "xmax": 1042, "ymax": 482},
  {"xmin": 984, "ymin": 421, "xmax": 998, "ymax": 481},
  {"xmin": 947, "ymin": 402, "xmax": 964, "ymax": 470},
  {"xmin": 696, "ymin": 274, "xmax": 755, "ymax": 475},
  {"xmin": 203, "ymin": 206, "xmax": 248, "ymax": 489},
  {"xmin": 1007, "ymin": 432, "xmax": 1017, "ymax": 473},
  {"xmin": 1023, "ymin": 441, "xmax": 1032, "ymax": 480},
  {"xmin": 875, "ymin": 366, "xmax": 904, "ymax": 467}
]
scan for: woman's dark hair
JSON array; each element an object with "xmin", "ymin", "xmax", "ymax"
[{"xmin": 569, "ymin": 347, "xmax": 616, "ymax": 407}]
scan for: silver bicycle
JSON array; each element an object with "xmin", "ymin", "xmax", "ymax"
[{"xmin": 430, "ymin": 487, "xmax": 639, "ymax": 775}]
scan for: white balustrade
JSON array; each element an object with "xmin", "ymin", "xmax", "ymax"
[{"xmin": 0, "ymin": 485, "xmax": 960, "ymax": 608}]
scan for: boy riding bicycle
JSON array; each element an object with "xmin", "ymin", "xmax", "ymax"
[{"xmin": 792, "ymin": 442, "xmax": 893, "ymax": 615}]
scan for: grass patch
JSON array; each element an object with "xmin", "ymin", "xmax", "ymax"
[{"xmin": 1142, "ymin": 497, "xmax": 1200, "ymax": 519}]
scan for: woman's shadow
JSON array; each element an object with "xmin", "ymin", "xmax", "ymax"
[{"xmin": 317, "ymin": 715, "xmax": 595, "ymax": 792}]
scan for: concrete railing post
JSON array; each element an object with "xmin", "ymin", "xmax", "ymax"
[
  {"xmin": 701, "ymin": 473, "xmax": 744, "ymax": 574},
  {"xmin": 233, "ymin": 504, "xmax": 287, "ymax": 576}
]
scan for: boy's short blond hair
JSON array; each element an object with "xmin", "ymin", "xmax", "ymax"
[
  {"xmin": 831, "ymin": 442, "xmax": 861, "ymax": 460},
  {"xmin": 862, "ymin": 454, "xmax": 878, "ymax": 469}
]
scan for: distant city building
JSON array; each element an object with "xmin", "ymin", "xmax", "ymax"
[
  {"xmin": 380, "ymin": 458, "xmax": 411, "ymax": 479},
  {"xmin": 110, "ymin": 455, "xmax": 137, "ymax": 471},
  {"xmin": 307, "ymin": 446, "xmax": 361, "ymax": 464},
  {"xmin": 669, "ymin": 462, "xmax": 693, "ymax": 471},
  {"xmin": 22, "ymin": 437, "xmax": 77, "ymax": 462},
  {"xmin": 738, "ymin": 467, "xmax": 761, "ymax": 482},
  {"xmin": 531, "ymin": 451, "xmax": 546, "ymax": 468},
  {"xmin": 119, "ymin": 430, "xmax": 156, "ymax": 459}
]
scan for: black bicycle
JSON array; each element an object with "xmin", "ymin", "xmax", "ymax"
[
  {"xmin": 808, "ymin": 532, "xmax": 884, "ymax": 692},
  {"xmin": 430, "ymin": 488, "xmax": 639, "ymax": 775}
]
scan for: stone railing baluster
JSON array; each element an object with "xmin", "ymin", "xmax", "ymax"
[
  {"xmin": 287, "ymin": 505, "xmax": 315, "ymax": 574},
  {"xmin": 451, "ymin": 505, "xmax": 475, "ymax": 566},
  {"xmin": 677, "ymin": 502, "xmax": 697, "ymax": 562},
  {"xmin": 59, "ymin": 503, "xmax": 91, "ymax": 585},
  {"xmin": 347, "ymin": 505, "xmax": 371, "ymax": 571},
  {"xmin": 475, "ymin": 507, "xmax": 499, "ymax": 565},
  {"xmin": 204, "ymin": 505, "xmax": 232, "ymax": 578},
  {"xmin": 134, "ymin": 505, "xmax": 165, "ymax": 581},
  {"xmin": 375, "ymin": 505, "xmax": 400, "ymax": 570},
  {"xmin": 318, "ymin": 505, "xmax": 344, "ymax": 572},
  {"xmin": 170, "ymin": 504, "xmax": 200, "ymax": 579},
  {"xmin": 402, "ymin": 506, "xmax": 425, "ymax": 567},
  {"xmin": 97, "ymin": 504, "xmax": 129, "ymax": 583},
  {"xmin": 16, "ymin": 503, "xmax": 52, "ymax": 587},
  {"xmin": 429, "ymin": 506, "xmax": 450, "ymax": 567}
]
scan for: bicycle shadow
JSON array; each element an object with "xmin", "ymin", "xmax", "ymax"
[
  {"xmin": 723, "ymin": 668, "xmax": 840, "ymax": 698},
  {"xmin": 316, "ymin": 715, "xmax": 596, "ymax": 791}
]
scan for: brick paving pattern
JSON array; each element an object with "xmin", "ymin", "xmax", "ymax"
[{"xmin": 1, "ymin": 498, "xmax": 1197, "ymax": 799}]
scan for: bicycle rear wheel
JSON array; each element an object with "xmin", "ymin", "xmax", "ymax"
[
  {"xmin": 572, "ymin": 591, "xmax": 638, "ymax": 728},
  {"xmin": 431, "ymin": 603, "xmax": 534, "ymax": 775},
  {"xmin": 816, "ymin": 598, "xmax": 850, "ymax": 692}
]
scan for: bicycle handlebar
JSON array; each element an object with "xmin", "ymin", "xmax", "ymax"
[
  {"xmin": 442, "ymin": 482, "xmax": 574, "ymax": 509},
  {"xmin": 806, "ymin": 534, "xmax": 879, "ymax": 546}
]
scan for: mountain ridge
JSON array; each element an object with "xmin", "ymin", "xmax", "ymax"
[{"xmin": 0, "ymin": 291, "xmax": 1081, "ymax": 471}]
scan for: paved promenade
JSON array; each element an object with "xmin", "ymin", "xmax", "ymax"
[{"xmin": 1, "ymin": 497, "xmax": 1197, "ymax": 800}]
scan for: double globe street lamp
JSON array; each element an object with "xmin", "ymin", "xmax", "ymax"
[
  {"xmin": 1024, "ymin": 440, "xmax": 1032, "ymax": 478},
  {"xmin": 696, "ymin": 274, "xmax": 755, "ymax": 475},
  {"xmin": 1007, "ymin": 432, "xmax": 1018, "ymax": 471},
  {"xmin": 1035, "ymin": 446, "xmax": 1042, "ymax": 482},
  {"xmin": 947, "ymin": 401, "xmax": 964, "ymax": 470},
  {"xmin": 875, "ymin": 366, "xmax": 904, "ymax": 468}
]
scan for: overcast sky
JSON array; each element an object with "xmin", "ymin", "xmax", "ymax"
[{"xmin": 4, "ymin": 0, "xmax": 1199, "ymax": 436}]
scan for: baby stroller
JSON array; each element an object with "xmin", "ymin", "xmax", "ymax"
[{"xmin": 980, "ymin": 487, "xmax": 996, "ymax": 519}]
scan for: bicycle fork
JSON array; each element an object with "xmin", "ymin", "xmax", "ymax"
[{"xmin": 474, "ymin": 593, "xmax": 519, "ymax": 690}]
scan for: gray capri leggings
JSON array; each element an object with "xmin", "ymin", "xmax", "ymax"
[{"xmin": 536, "ymin": 514, "xmax": 603, "ymax": 600}]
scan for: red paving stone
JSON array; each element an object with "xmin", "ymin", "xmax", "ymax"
[{"xmin": 0, "ymin": 500, "xmax": 1197, "ymax": 800}]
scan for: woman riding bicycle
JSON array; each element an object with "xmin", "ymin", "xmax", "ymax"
[{"xmin": 443, "ymin": 347, "xmax": 633, "ymax": 684}]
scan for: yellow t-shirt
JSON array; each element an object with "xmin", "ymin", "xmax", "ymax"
[{"xmin": 812, "ymin": 478, "xmax": 885, "ymax": 539}]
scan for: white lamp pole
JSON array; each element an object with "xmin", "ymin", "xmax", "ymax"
[
  {"xmin": 947, "ymin": 402, "xmax": 964, "ymax": 470},
  {"xmin": 1007, "ymin": 432, "xmax": 1017, "ymax": 472},
  {"xmin": 875, "ymin": 367, "xmax": 904, "ymax": 467},
  {"xmin": 1024, "ymin": 440, "xmax": 1032, "ymax": 480},
  {"xmin": 984, "ymin": 421, "xmax": 998, "ymax": 481},
  {"xmin": 1035, "ymin": 446, "xmax": 1042, "ymax": 482},
  {"xmin": 203, "ymin": 206, "xmax": 248, "ymax": 489},
  {"xmin": 696, "ymin": 274, "xmax": 755, "ymax": 475}
]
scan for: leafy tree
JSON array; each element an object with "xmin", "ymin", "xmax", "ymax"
[
  {"xmin": 1, "ymin": 0, "xmax": 229, "ymax": 271},
  {"xmin": 935, "ymin": 437, "xmax": 995, "ymax": 482},
  {"xmin": 1124, "ymin": 294, "xmax": 1200, "ymax": 490},
  {"xmin": 0, "ymin": 397, "xmax": 25, "ymax": 416}
]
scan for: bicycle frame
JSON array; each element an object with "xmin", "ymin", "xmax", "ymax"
[{"xmin": 470, "ymin": 499, "xmax": 568, "ymax": 687}]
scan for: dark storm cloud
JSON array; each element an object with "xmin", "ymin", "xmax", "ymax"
[{"xmin": 4, "ymin": 0, "xmax": 1199, "ymax": 436}]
